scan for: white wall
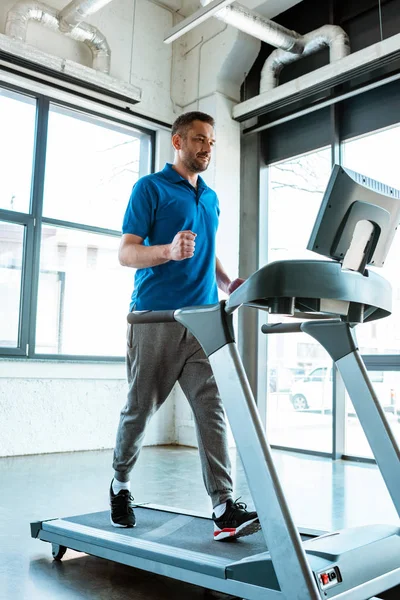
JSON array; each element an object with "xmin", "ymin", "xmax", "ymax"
[
  {"xmin": 0, "ymin": 0, "xmax": 178, "ymax": 123},
  {"xmin": 0, "ymin": 361, "xmax": 175, "ymax": 457},
  {"xmin": 0, "ymin": 0, "xmax": 261, "ymax": 455}
]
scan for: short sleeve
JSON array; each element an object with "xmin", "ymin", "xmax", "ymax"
[{"xmin": 122, "ymin": 177, "xmax": 155, "ymax": 239}]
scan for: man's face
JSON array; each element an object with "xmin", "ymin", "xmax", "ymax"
[{"xmin": 176, "ymin": 120, "xmax": 215, "ymax": 173}]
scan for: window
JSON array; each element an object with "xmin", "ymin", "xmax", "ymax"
[
  {"xmin": 342, "ymin": 125, "xmax": 400, "ymax": 355},
  {"xmin": 345, "ymin": 371, "xmax": 400, "ymax": 458},
  {"xmin": 36, "ymin": 227, "xmax": 132, "ymax": 356},
  {"xmin": 342, "ymin": 125, "xmax": 400, "ymax": 456},
  {"xmin": 265, "ymin": 148, "xmax": 334, "ymax": 453},
  {"xmin": 0, "ymin": 89, "xmax": 36, "ymax": 214},
  {"xmin": 0, "ymin": 222, "xmax": 25, "ymax": 348},
  {"xmin": 43, "ymin": 105, "xmax": 146, "ymax": 231},
  {"xmin": 0, "ymin": 86, "xmax": 154, "ymax": 359},
  {"xmin": 258, "ymin": 75, "xmax": 400, "ymax": 462}
]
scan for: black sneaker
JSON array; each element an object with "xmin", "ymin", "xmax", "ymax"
[
  {"xmin": 110, "ymin": 481, "xmax": 136, "ymax": 528},
  {"xmin": 212, "ymin": 498, "xmax": 260, "ymax": 541}
]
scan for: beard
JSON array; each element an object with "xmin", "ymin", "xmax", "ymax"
[{"xmin": 182, "ymin": 153, "xmax": 210, "ymax": 173}]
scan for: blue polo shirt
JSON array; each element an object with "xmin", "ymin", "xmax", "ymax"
[{"xmin": 122, "ymin": 163, "xmax": 219, "ymax": 311}]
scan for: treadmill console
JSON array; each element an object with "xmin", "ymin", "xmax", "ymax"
[{"xmin": 307, "ymin": 165, "xmax": 400, "ymax": 272}]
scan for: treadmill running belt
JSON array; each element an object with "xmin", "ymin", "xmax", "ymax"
[{"xmin": 65, "ymin": 507, "xmax": 269, "ymax": 561}]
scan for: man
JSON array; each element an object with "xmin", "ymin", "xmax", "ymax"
[{"xmin": 111, "ymin": 111, "xmax": 260, "ymax": 542}]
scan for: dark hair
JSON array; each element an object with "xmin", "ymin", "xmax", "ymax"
[{"xmin": 171, "ymin": 111, "xmax": 215, "ymax": 138}]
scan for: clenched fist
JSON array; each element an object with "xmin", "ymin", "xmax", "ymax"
[{"xmin": 168, "ymin": 230, "xmax": 197, "ymax": 261}]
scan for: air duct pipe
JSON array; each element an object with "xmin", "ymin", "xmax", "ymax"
[
  {"xmin": 5, "ymin": 0, "xmax": 112, "ymax": 73},
  {"xmin": 200, "ymin": 0, "xmax": 304, "ymax": 54},
  {"xmin": 59, "ymin": 0, "xmax": 114, "ymax": 32},
  {"xmin": 5, "ymin": 2, "xmax": 59, "ymax": 36},
  {"xmin": 261, "ymin": 25, "xmax": 350, "ymax": 92},
  {"xmin": 200, "ymin": 0, "xmax": 350, "ymax": 93}
]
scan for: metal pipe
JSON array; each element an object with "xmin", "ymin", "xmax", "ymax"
[
  {"xmin": 68, "ymin": 20, "xmax": 111, "ymax": 72},
  {"xmin": 212, "ymin": 3, "xmax": 304, "ymax": 54},
  {"xmin": 5, "ymin": 0, "xmax": 112, "ymax": 73},
  {"xmin": 200, "ymin": 0, "xmax": 349, "ymax": 92},
  {"xmin": 5, "ymin": 1, "xmax": 59, "ymax": 40},
  {"xmin": 261, "ymin": 25, "xmax": 350, "ymax": 92},
  {"xmin": 59, "ymin": 0, "xmax": 114, "ymax": 32}
]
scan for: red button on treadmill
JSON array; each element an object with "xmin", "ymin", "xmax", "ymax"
[{"xmin": 321, "ymin": 574, "xmax": 330, "ymax": 585}]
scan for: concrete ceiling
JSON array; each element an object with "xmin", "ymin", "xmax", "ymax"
[
  {"xmin": 243, "ymin": 0, "xmax": 304, "ymax": 18},
  {"xmin": 174, "ymin": 0, "xmax": 305, "ymax": 19}
]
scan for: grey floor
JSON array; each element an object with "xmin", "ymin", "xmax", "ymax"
[{"xmin": 1, "ymin": 445, "xmax": 398, "ymax": 600}]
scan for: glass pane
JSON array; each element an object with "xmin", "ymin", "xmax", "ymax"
[
  {"xmin": 43, "ymin": 105, "xmax": 146, "ymax": 230},
  {"xmin": 0, "ymin": 222, "xmax": 25, "ymax": 347},
  {"xmin": 36, "ymin": 226, "xmax": 134, "ymax": 356},
  {"xmin": 345, "ymin": 371, "xmax": 400, "ymax": 458},
  {"xmin": 265, "ymin": 148, "xmax": 333, "ymax": 452},
  {"xmin": 342, "ymin": 125, "xmax": 400, "ymax": 354},
  {"xmin": 267, "ymin": 338, "xmax": 333, "ymax": 452},
  {"xmin": 268, "ymin": 149, "xmax": 332, "ymax": 262},
  {"xmin": 0, "ymin": 89, "xmax": 36, "ymax": 213}
]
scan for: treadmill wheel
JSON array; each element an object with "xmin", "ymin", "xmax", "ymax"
[{"xmin": 52, "ymin": 543, "xmax": 67, "ymax": 561}]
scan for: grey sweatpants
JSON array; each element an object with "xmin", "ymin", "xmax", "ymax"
[{"xmin": 112, "ymin": 321, "xmax": 233, "ymax": 507}]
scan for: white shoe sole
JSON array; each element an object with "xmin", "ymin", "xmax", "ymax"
[
  {"xmin": 214, "ymin": 517, "xmax": 260, "ymax": 541},
  {"xmin": 110, "ymin": 515, "xmax": 136, "ymax": 528}
]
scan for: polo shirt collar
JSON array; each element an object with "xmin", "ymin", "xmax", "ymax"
[{"xmin": 162, "ymin": 163, "xmax": 208, "ymax": 190}]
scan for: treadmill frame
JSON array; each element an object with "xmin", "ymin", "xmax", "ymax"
[{"xmin": 31, "ymin": 303, "xmax": 400, "ymax": 600}]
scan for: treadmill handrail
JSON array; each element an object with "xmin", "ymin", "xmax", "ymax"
[
  {"xmin": 262, "ymin": 322, "xmax": 304, "ymax": 334},
  {"xmin": 127, "ymin": 310, "xmax": 176, "ymax": 324}
]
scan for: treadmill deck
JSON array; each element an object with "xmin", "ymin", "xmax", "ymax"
[{"xmin": 64, "ymin": 507, "xmax": 269, "ymax": 560}]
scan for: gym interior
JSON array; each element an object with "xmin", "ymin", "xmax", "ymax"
[{"xmin": 1, "ymin": 0, "xmax": 400, "ymax": 599}]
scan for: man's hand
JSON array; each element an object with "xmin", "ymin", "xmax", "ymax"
[
  {"xmin": 168, "ymin": 231, "xmax": 197, "ymax": 261},
  {"xmin": 228, "ymin": 278, "xmax": 245, "ymax": 294}
]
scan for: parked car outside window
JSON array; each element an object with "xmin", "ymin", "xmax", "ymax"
[
  {"xmin": 290, "ymin": 367, "xmax": 397, "ymax": 413},
  {"xmin": 268, "ymin": 366, "xmax": 305, "ymax": 393}
]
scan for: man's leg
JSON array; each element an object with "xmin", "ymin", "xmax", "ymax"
[
  {"xmin": 178, "ymin": 330, "xmax": 260, "ymax": 540},
  {"xmin": 178, "ymin": 344, "xmax": 233, "ymax": 506},
  {"xmin": 111, "ymin": 322, "xmax": 185, "ymax": 527}
]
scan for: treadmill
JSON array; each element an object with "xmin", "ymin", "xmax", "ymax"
[{"xmin": 31, "ymin": 165, "xmax": 400, "ymax": 600}]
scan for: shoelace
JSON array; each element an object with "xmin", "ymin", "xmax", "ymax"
[
  {"xmin": 232, "ymin": 497, "xmax": 248, "ymax": 511},
  {"xmin": 112, "ymin": 491, "xmax": 151, "ymax": 511},
  {"xmin": 111, "ymin": 490, "xmax": 135, "ymax": 509}
]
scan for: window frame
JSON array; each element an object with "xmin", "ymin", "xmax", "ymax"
[{"xmin": 0, "ymin": 81, "xmax": 156, "ymax": 361}]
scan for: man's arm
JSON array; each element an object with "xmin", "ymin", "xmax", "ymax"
[
  {"xmin": 119, "ymin": 231, "xmax": 197, "ymax": 269},
  {"xmin": 216, "ymin": 257, "xmax": 245, "ymax": 295}
]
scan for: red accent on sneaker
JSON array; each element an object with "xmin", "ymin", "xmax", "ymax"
[{"xmin": 214, "ymin": 528, "xmax": 236, "ymax": 537}]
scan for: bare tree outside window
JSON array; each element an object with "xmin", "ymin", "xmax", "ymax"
[{"xmin": 270, "ymin": 151, "xmax": 331, "ymax": 195}]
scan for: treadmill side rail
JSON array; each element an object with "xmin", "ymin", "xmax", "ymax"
[
  {"xmin": 32, "ymin": 518, "xmax": 284, "ymax": 600},
  {"xmin": 41, "ymin": 519, "xmax": 229, "ymax": 577}
]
